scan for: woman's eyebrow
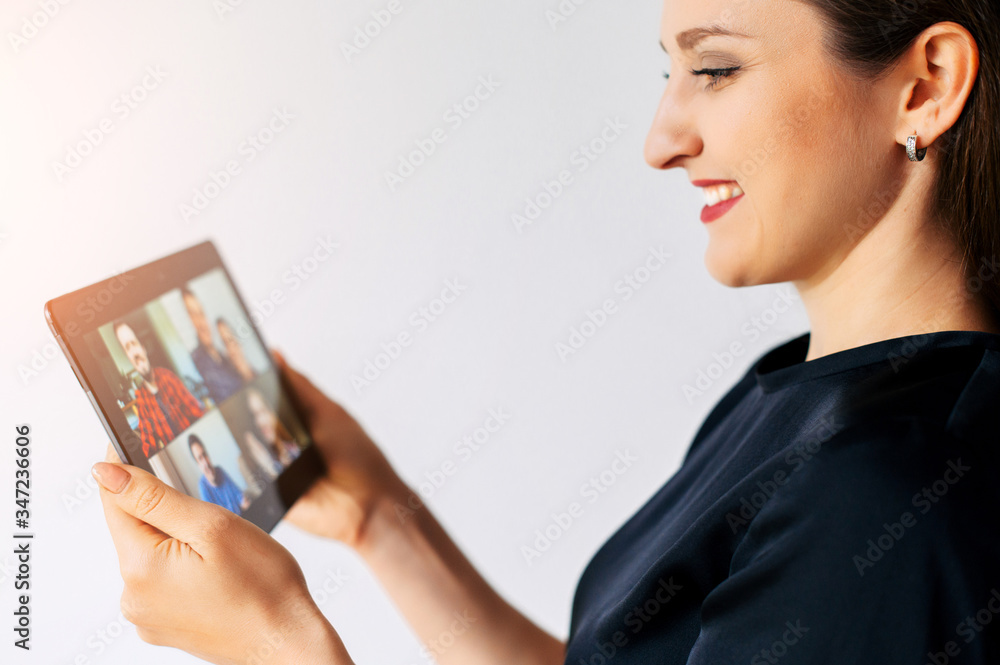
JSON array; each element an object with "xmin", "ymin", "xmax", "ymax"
[{"xmin": 660, "ymin": 25, "xmax": 754, "ymax": 53}]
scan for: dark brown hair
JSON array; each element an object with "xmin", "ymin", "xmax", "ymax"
[
  {"xmin": 800, "ymin": 0, "xmax": 1000, "ymax": 311},
  {"xmin": 188, "ymin": 433, "xmax": 207, "ymax": 459}
]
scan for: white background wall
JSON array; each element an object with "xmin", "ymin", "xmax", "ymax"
[{"xmin": 0, "ymin": 1, "xmax": 809, "ymax": 663}]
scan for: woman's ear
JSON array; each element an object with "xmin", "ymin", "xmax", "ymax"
[{"xmin": 894, "ymin": 21, "xmax": 980, "ymax": 151}]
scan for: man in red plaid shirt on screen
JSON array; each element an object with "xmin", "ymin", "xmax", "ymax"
[{"xmin": 114, "ymin": 321, "xmax": 205, "ymax": 459}]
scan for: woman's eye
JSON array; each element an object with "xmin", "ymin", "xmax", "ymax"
[{"xmin": 689, "ymin": 66, "xmax": 741, "ymax": 90}]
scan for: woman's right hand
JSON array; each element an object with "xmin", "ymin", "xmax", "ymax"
[
  {"xmin": 273, "ymin": 350, "xmax": 407, "ymax": 548},
  {"xmin": 273, "ymin": 351, "xmax": 567, "ymax": 665}
]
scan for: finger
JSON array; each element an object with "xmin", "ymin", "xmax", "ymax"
[
  {"xmin": 92, "ymin": 460, "xmax": 219, "ymax": 551},
  {"xmin": 99, "ymin": 481, "xmax": 172, "ymax": 572},
  {"xmin": 95, "ymin": 457, "xmax": 172, "ymax": 578},
  {"xmin": 98, "ymin": 444, "xmax": 166, "ymax": 564},
  {"xmin": 271, "ymin": 349, "xmax": 327, "ymax": 418}
]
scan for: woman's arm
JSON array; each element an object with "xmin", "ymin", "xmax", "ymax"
[
  {"xmin": 361, "ymin": 482, "xmax": 565, "ymax": 665},
  {"xmin": 276, "ymin": 353, "xmax": 566, "ymax": 665}
]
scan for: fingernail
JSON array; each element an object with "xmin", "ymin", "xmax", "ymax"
[
  {"xmin": 272, "ymin": 349, "xmax": 285, "ymax": 365},
  {"xmin": 92, "ymin": 462, "xmax": 130, "ymax": 493}
]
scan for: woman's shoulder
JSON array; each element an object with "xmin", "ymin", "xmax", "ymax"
[
  {"xmin": 695, "ymin": 410, "xmax": 1000, "ymax": 665},
  {"xmin": 749, "ymin": 412, "xmax": 1000, "ymax": 567},
  {"xmin": 702, "ymin": 336, "xmax": 1000, "ymax": 579},
  {"xmin": 810, "ymin": 337, "xmax": 1000, "ymax": 473}
]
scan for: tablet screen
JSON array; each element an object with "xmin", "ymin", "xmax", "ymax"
[{"xmin": 46, "ymin": 242, "xmax": 322, "ymax": 532}]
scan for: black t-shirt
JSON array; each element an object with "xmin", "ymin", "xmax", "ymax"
[{"xmin": 565, "ymin": 330, "xmax": 1000, "ymax": 664}]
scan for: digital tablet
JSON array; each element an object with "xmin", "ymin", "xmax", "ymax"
[{"xmin": 44, "ymin": 240, "xmax": 325, "ymax": 533}]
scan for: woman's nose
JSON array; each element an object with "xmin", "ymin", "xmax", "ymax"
[{"xmin": 643, "ymin": 86, "xmax": 703, "ymax": 170}]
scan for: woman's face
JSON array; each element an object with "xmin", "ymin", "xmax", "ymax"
[
  {"xmin": 218, "ymin": 321, "xmax": 253, "ymax": 380},
  {"xmin": 247, "ymin": 390, "xmax": 277, "ymax": 443},
  {"xmin": 647, "ymin": 0, "xmax": 903, "ymax": 288}
]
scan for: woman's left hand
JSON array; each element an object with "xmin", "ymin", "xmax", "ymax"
[{"xmin": 93, "ymin": 444, "xmax": 354, "ymax": 665}]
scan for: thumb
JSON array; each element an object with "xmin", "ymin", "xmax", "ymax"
[{"xmin": 93, "ymin": 461, "xmax": 215, "ymax": 548}]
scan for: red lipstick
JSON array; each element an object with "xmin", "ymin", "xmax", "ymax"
[
  {"xmin": 700, "ymin": 194, "xmax": 745, "ymax": 223},
  {"xmin": 692, "ymin": 180, "xmax": 744, "ymax": 224}
]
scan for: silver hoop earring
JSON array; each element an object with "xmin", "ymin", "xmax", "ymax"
[{"xmin": 906, "ymin": 134, "xmax": 927, "ymax": 162}]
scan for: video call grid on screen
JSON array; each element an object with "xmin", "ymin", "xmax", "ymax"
[{"xmin": 79, "ymin": 265, "xmax": 312, "ymax": 519}]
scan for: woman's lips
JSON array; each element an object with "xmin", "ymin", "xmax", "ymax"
[
  {"xmin": 700, "ymin": 193, "xmax": 744, "ymax": 223},
  {"xmin": 691, "ymin": 180, "xmax": 744, "ymax": 223}
]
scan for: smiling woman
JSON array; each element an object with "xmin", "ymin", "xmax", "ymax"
[
  {"xmin": 89, "ymin": 1, "xmax": 1000, "ymax": 665},
  {"xmin": 564, "ymin": 0, "xmax": 1000, "ymax": 662},
  {"xmin": 646, "ymin": 0, "xmax": 1000, "ymax": 359}
]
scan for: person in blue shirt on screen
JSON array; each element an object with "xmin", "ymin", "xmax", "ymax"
[{"xmin": 188, "ymin": 434, "xmax": 249, "ymax": 515}]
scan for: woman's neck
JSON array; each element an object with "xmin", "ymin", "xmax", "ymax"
[{"xmin": 794, "ymin": 210, "xmax": 1000, "ymax": 362}]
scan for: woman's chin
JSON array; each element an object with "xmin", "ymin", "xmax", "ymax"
[{"xmin": 704, "ymin": 247, "xmax": 756, "ymax": 288}]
